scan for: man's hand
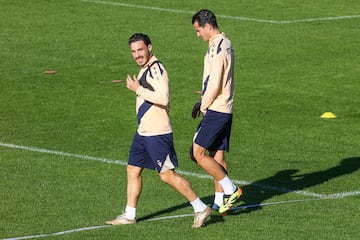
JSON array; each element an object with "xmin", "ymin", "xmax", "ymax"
[
  {"xmin": 191, "ymin": 101, "xmax": 202, "ymax": 119},
  {"xmin": 126, "ymin": 74, "xmax": 140, "ymax": 92}
]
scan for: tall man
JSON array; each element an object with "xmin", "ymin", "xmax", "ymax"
[
  {"xmin": 191, "ymin": 10, "xmax": 242, "ymax": 215},
  {"xmin": 105, "ymin": 33, "xmax": 211, "ymax": 228}
]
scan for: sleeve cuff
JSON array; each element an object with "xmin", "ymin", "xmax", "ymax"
[{"xmin": 136, "ymin": 86, "xmax": 144, "ymax": 96}]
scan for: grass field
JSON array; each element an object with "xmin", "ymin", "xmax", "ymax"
[{"xmin": 1, "ymin": 0, "xmax": 359, "ymax": 239}]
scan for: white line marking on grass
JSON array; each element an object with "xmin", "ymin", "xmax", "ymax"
[
  {"xmin": 2, "ymin": 196, "xmax": 354, "ymax": 240},
  {"xmin": 2, "ymin": 214, "xmax": 194, "ymax": 240},
  {"xmin": 2, "ymin": 225, "xmax": 112, "ymax": 240},
  {"xmin": 80, "ymin": 0, "xmax": 360, "ymax": 24},
  {"xmin": 0, "ymin": 142, "xmax": 127, "ymax": 166},
  {"xmin": 1, "ymin": 142, "xmax": 359, "ymax": 199},
  {"xmin": 2, "ymin": 142, "xmax": 359, "ymax": 239},
  {"xmin": 81, "ymin": 0, "xmax": 195, "ymax": 15},
  {"xmin": 1, "ymin": 141, "xmax": 327, "ymax": 198},
  {"xmin": 327, "ymin": 190, "xmax": 360, "ymax": 198},
  {"xmin": 277, "ymin": 15, "xmax": 360, "ymax": 24},
  {"xmin": 232, "ymin": 196, "xmax": 334, "ymax": 211}
]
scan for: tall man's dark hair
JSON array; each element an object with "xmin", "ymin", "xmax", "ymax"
[{"xmin": 192, "ymin": 9, "xmax": 218, "ymax": 28}]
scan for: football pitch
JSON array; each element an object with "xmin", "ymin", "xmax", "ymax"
[{"xmin": 1, "ymin": 0, "xmax": 359, "ymax": 239}]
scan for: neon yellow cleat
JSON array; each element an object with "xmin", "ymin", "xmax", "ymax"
[{"xmin": 219, "ymin": 187, "xmax": 242, "ymax": 216}]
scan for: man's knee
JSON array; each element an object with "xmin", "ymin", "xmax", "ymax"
[
  {"xmin": 158, "ymin": 169, "xmax": 173, "ymax": 183},
  {"xmin": 127, "ymin": 164, "xmax": 142, "ymax": 177},
  {"xmin": 189, "ymin": 145, "xmax": 197, "ymax": 163},
  {"xmin": 190, "ymin": 143, "xmax": 206, "ymax": 163}
]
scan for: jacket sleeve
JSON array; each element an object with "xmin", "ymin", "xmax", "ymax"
[
  {"xmin": 200, "ymin": 52, "xmax": 225, "ymax": 113},
  {"xmin": 136, "ymin": 63, "xmax": 169, "ymax": 107}
]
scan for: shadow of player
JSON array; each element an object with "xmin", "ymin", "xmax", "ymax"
[
  {"xmin": 231, "ymin": 156, "xmax": 360, "ymax": 215},
  {"xmin": 137, "ymin": 157, "xmax": 359, "ymax": 225}
]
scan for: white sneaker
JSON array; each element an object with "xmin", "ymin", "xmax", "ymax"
[
  {"xmin": 105, "ymin": 213, "xmax": 136, "ymax": 225},
  {"xmin": 192, "ymin": 207, "xmax": 212, "ymax": 228}
]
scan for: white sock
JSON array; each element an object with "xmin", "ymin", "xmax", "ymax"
[
  {"xmin": 190, "ymin": 197, "xmax": 208, "ymax": 213},
  {"xmin": 124, "ymin": 205, "xmax": 136, "ymax": 219},
  {"xmin": 214, "ymin": 192, "xmax": 224, "ymax": 206},
  {"xmin": 218, "ymin": 176, "xmax": 236, "ymax": 195}
]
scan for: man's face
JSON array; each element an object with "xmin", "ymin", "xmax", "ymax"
[
  {"xmin": 130, "ymin": 40, "xmax": 152, "ymax": 67},
  {"xmin": 193, "ymin": 21, "xmax": 211, "ymax": 42}
]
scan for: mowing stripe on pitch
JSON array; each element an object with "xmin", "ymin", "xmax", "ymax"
[
  {"xmin": 0, "ymin": 141, "xmax": 339, "ymax": 198},
  {"xmin": 80, "ymin": 0, "xmax": 360, "ymax": 24}
]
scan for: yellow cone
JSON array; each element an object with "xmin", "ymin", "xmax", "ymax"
[{"xmin": 320, "ymin": 112, "xmax": 337, "ymax": 119}]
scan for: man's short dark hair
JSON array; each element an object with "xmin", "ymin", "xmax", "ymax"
[
  {"xmin": 192, "ymin": 9, "xmax": 218, "ymax": 28},
  {"xmin": 128, "ymin": 33, "xmax": 152, "ymax": 46}
]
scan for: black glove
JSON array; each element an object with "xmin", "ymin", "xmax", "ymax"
[{"xmin": 191, "ymin": 101, "xmax": 201, "ymax": 119}]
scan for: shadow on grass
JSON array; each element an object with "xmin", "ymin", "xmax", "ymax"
[
  {"xmin": 231, "ymin": 156, "xmax": 360, "ymax": 215},
  {"xmin": 137, "ymin": 194, "xmax": 216, "ymax": 223},
  {"xmin": 138, "ymin": 157, "xmax": 360, "ymax": 225}
]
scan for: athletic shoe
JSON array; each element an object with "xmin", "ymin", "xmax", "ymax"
[
  {"xmin": 219, "ymin": 187, "xmax": 242, "ymax": 216},
  {"xmin": 105, "ymin": 213, "xmax": 136, "ymax": 225},
  {"xmin": 211, "ymin": 203, "xmax": 220, "ymax": 211},
  {"xmin": 192, "ymin": 207, "xmax": 212, "ymax": 228}
]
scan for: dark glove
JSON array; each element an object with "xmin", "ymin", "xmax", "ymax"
[{"xmin": 191, "ymin": 101, "xmax": 201, "ymax": 119}]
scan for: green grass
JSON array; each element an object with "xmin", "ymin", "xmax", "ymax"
[{"xmin": 1, "ymin": 0, "xmax": 359, "ymax": 239}]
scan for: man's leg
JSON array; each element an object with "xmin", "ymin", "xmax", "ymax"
[
  {"xmin": 126, "ymin": 164, "xmax": 143, "ymax": 208},
  {"xmin": 210, "ymin": 150, "xmax": 227, "ymax": 191},
  {"xmin": 105, "ymin": 165, "xmax": 143, "ymax": 225},
  {"xmin": 159, "ymin": 169, "xmax": 197, "ymax": 201},
  {"xmin": 192, "ymin": 143, "xmax": 241, "ymax": 215},
  {"xmin": 192, "ymin": 143, "xmax": 227, "ymax": 181},
  {"xmin": 159, "ymin": 169, "xmax": 211, "ymax": 228},
  {"xmin": 210, "ymin": 150, "xmax": 227, "ymax": 210}
]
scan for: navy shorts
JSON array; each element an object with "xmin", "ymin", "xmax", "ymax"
[
  {"xmin": 193, "ymin": 110, "xmax": 232, "ymax": 152},
  {"xmin": 128, "ymin": 133, "xmax": 178, "ymax": 173}
]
